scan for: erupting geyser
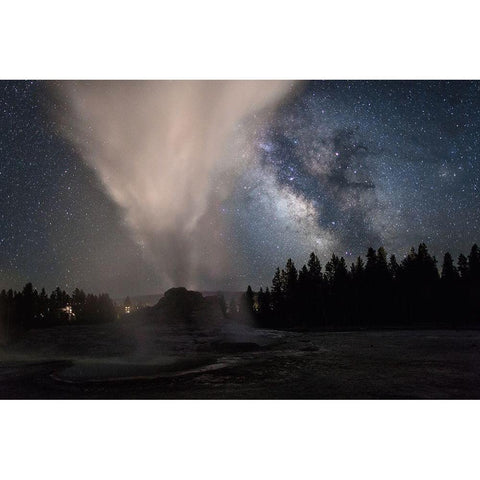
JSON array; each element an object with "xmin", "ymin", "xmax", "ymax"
[{"xmin": 56, "ymin": 81, "xmax": 294, "ymax": 289}]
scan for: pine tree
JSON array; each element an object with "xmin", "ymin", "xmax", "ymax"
[
  {"xmin": 271, "ymin": 267, "xmax": 284, "ymax": 311},
  {"xmin": 417, "ymin": 243, "xmax": 439, "ymax": 282},
  {"xmin": 377, "ymin": 247, "xmax": 391, "ymax": 281},
  {"xmin": 21, "ymin": 282, "xmax": 36, "ymax": 329},
  {"xmin": 245, "ymin": 285, "xmax": 255, "ymax": 315},
  {"xmin": 284, "ymin": 259, "xmax": 298, "ymax": 297},
  {"xmin": 307, "ymin": 252, "xmax": 322, "ymax": 283},
  {"xmin": 351, "ymin": 256, "xmax": 365, "ymax": 280},
  {"xmin": 298, "ymin": 265, "xmax": 309, "ymax": 287},
  {"xmin": 365, "ymin": 247, "xmax": 378, "ymax": 277},
  {"xmin": 388, "ymin": 254, "xmax": 399, "ymax": 279},
  {"xmin": 441, "ymin": 252, "xmax": 459, "ymax": 282},
  {"xmin": 468, "ymin": 244, "xmax": 480, "ymax": 280},
  {"xmin": 458, "ymin": 253, "xmax": 468, "ymax": 279},
  {"xmin": 72, "ymin": 288, "xmax": 86, "ymax": 320}
]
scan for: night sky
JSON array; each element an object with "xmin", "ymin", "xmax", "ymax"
[{"xmin": 1, "ymin": 80, "xmax": 479, "ymax": 296}]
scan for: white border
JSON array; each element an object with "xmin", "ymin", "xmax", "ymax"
[
  {"xmin": 1, "ymin": 1, "xmax": 479, "ymax": 479},
  {"xmin": 1, "ymin": 0, "xmax": 479, "ymax": 79},
  {"xmin": 1, "ymin": 400, "xmax": 478, "ymax": 480}
]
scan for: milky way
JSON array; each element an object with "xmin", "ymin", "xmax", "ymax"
[{"xmin": 1, "ymin": 81, "xmax": 479, "ymax": 296}]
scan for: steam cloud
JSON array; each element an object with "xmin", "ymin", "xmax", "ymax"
[{"xmin": 57, "ymin": 81, "xmax": 293, "ymax": 289}]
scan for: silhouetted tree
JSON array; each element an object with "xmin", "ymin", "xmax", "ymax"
[
  {"xmin": 251, "ymin": 242, "xmax": 478, "ymax": 331},
  {"xmin": 21, "ymin": 283, "xmax": 36, "ymax": 330},
  {"xmin": 307, "ymin": 252, "xmax": 322, "ymax": 283},
  {"xmin": 350, "ymin": 256, "xmax": 365, "ymax": 280},
  {"xmin": 284, "ymin": 259, "xmax": 298, "ymax": 299},
  {"xmin": 388, "ymin": 254, "xmax": 399, "ymax": 279},
  {"xmin": 441, "ymin": 252, "xmax": 459, "ymax": 282},
  {"xmin": 365, "ymin": 247, "xmax": 378, "ymax": 281},
  {"xmin": 458, "ymin": 253, "xmax": 468, "ymax": 279},
  {"xmin": 240, "ymin": 285, "xmax": 255, "ymax": 317},
  {"xmin": 72, "ymin": 288, "xmax": 86, "ymax": 321},
  {"xmin": 377, "ymin": 247, "xmax": 390, "ymax": 282},
  {"xmin": 468, "ymin": 244, "xmax": 480, "ymax": 280},
  {"xmin": 97, "ymin": 293, "xmax": 116, "ymax": 323},
  {"xmin": 325, "ymin": 254, "xmax": 348, "ymax": 286},
  {"xmin": 271, "ymin": 267, "xmax": 284, "ymax": 313}
]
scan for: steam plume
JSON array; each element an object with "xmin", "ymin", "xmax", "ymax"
[{"xmin": 56, "ymin": 81, "xmax": 293, "ymax": 289}]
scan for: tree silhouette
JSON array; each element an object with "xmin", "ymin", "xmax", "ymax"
[
  {"xmin": 239, "ymin": 285, "xmax": 255, "ymax": 317},
  {"xmin": 388, "ymin": 254, "xmax": 399, "ymax": 279},
  {"xmin": 441, "ymin": 252, "xmax": 458, "ymax": 282},
  {"xmin": 458, "ymin": 253, "xmax": 469, "ymax": 279},
  {"xmin": 468, "ymin": 244, "xmax": 480, "ymax": 280},
  {"xmin": 1, "ymin": 282, "xmax": 120, "ymax": 343},
  {"xmin": 247, "ymin": 243, "xmax": 480, "ymax": 331},
  {"xmin": 271, "ymin": 267, "xmax": 284, "ymax": 314},
  {"xmin": 307, "ymin": 252, "xmax": 322, "ymax": 283}
]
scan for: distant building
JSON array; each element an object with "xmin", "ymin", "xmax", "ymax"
[
  {"xmin": 59, "ymin": 304, "xmax": 75, "ymax": 322},
  {"xmin": 123, "ymin": 296, "xmax": 132, "ymax": 315}
]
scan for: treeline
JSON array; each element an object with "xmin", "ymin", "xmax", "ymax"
[
  {"xmin": 0, "ymin": 284, "xmax": 116, "ymax": 343},
  {"xmin": 243, "ymin": 243, "xmax": 480, "ymax": 330}
]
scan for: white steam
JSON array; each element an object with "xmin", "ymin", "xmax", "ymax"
[{"xmin": 57, "ymin": 81, "xmax": 293, "ymax": 289}]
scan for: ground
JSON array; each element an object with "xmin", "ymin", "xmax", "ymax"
[{"xmin": 0, "ymin": 318, "xmax": 479, "ymax": 399}]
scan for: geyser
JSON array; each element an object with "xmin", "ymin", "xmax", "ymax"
[{"xmin": 56, "ymin": 81, "xmax": 294, "ymax": 289}]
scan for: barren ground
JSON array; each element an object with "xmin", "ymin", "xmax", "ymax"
[{"xmin": 0, "ymin": 318, "xmax": 479, "ymax": 399}]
